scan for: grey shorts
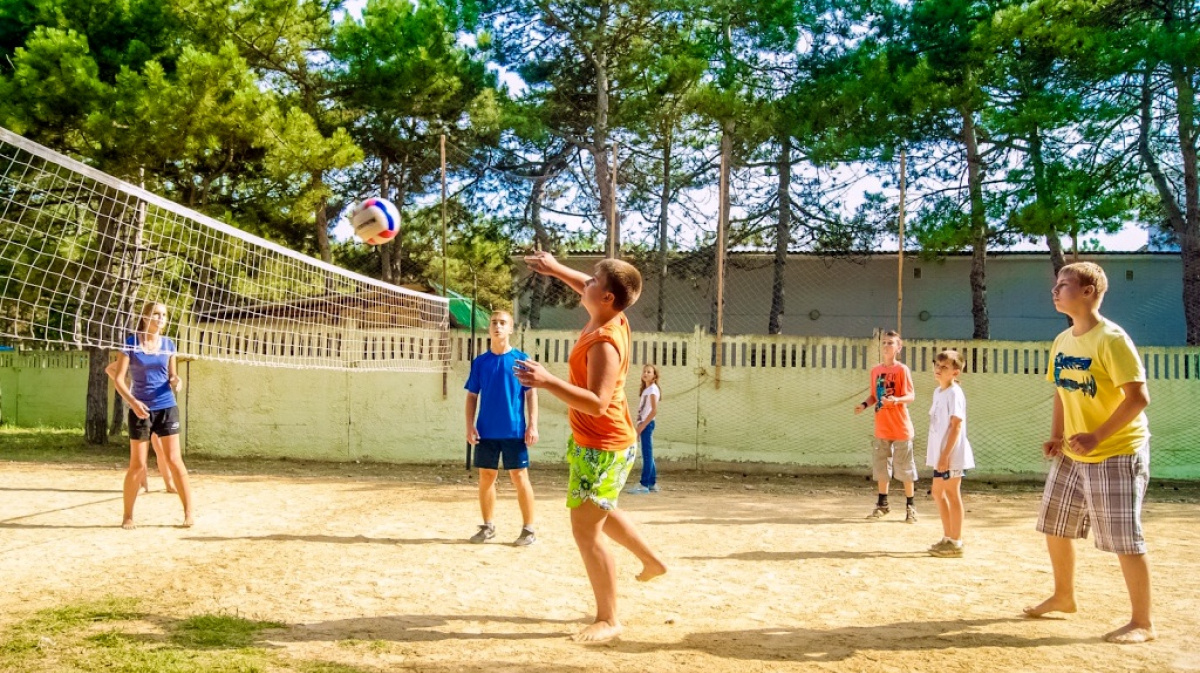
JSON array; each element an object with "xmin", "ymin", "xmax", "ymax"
[
  {"xmin": 872, "ymin": 438, "xmax": 917, "ymax": 483},
  {"xmin": 1036, "ymin": 443, "xmax": 1149, "ymax": 555}
]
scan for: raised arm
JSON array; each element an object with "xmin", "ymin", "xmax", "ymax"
[{"xmin": 524, "ymin": 251, "xmax": 590, "ymax": 296}]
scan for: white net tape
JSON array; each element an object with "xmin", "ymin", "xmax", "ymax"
[{"xmin": 0, "ymin": 127, "xmax": 449, "ymax": 372}]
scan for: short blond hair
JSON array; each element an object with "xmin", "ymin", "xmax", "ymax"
[
  {"xmin": 490, "ymin": 310, "xmax": 513, "ymax": 321},
  {"xmin": 936, "ymin": 349, "xmax": 964, "ymax": 372},
  {"xmin": 596, "ymin": 259, "xmax": 642, "ymax": 311},
  {"xmin": 1060, "ymin": 262, "xmax": 1108, "ymax": 296}
]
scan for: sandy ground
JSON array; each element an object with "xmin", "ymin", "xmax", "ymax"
[{"xmin": 1, "ymin": 460, "xmax": 1198, "ymax": 672}]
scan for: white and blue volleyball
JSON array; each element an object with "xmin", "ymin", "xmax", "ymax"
[{"xmin": 351, "ymin": 197, "xmax": 400, "ymax": 245}]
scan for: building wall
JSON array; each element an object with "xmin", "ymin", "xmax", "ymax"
[{"xmin": 517, "ymin": 253, "xmax": 1186, "ymax": 346}]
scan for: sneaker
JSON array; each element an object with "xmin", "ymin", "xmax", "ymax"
[
  {"xmin": 866, "ymin": 506, "xmax": 890, "ymax": 520},
  {"xmin": 648, "ymin": 485, "xmax": 660, "ymax": 493},
  {"xmin": 513, "ymin": 527, "xmax": 537, "ymax": 547},
  {"xmin": 469, "ymin": 523, "xmax": 495, "ymax": 544},
  {"xmin": 905, "ymin": 505, "xmax": 918, "ymax": 524},
  {"xmin": 930, "ymin": 540, "xmax": 964, "ymax": 558},
  {"xmin": 627, "ymin": 485, "xmax": 651, "ymax": 495},
  {"xmin": 928, "ymin": 538, "xmax": 955, "ymax": 553}
]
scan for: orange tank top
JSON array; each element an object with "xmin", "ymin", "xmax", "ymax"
[{"xmin": 567, "ymin": 313, "xmax": 636, "ymax": 450}]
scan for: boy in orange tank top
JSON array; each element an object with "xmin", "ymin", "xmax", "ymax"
[{"xmin": 515, "ymin": 251, "xmax": 667, "ymax": 644}]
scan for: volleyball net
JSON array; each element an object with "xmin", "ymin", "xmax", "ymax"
[{"xmin": 0, "ymin": 127, "xmax": 449, "ymax": 372}]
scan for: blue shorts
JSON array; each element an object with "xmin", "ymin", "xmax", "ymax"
[{"xmin": 473, "ymin": 438, "xmax": 529, "ymax": 471}]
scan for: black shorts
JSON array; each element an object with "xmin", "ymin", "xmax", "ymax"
[
  {"xmin": 128, "ymin": 406, "xmax": 181, "ymax": 441},
  {"xmin": 473, "ymin": 438, "xmax": 529, "ymax": 471}
]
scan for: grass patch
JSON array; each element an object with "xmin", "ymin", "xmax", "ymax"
[
  {"xmin": 0, "ymin": 599, "xmax": 374, "ymax": 673},
  {"xmin": 171, "ymin": 613, "xmax": 285, "ymax": 649}
]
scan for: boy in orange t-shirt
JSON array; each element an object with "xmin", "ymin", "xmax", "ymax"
[
  {"xmin": 514, "ymin": 251, "xmax": 667, "ymax": 644},
  {"xmin": 853, "ymin": 330, "xmax": 917, "ymax": 522}
]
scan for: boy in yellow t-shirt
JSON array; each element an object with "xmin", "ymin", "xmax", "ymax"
[{"xmin": 1024, "ymin": 262, "xmax": 1155, "ymax": 644}]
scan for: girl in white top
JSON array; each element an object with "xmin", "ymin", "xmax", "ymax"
[
  {"xmin": 629, "ymin": 365, "xmax": 661, "ymax": 494},
  {"xmin": 927, "ymin": 349, "xmax": 975, "ymax": 557}
]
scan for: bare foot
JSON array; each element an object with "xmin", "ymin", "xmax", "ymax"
[
  {"xmin": 181, "ymin": 515, "xmax": 194, "ymax": 528},
  {"xmin": 1103, "ymin": 623, "xmax": 1156, "ymax": 644},
  {"xmin": 636, "ymin": 558, "xmax": 668, "ymax": 582},
  {"xmin": 572, "ymin": 619, "xmax": 622, "ymax": 644},
  {"xmin": 1023, "ymin": 596, "xmax": 1077, "ymax": 618},
  {"xmin": 166, "ymin": 487, "xmax": 178, "ymax": 494},
  {"xmin": 122, "ymin": 518, "xmax": 136, "ymax": 530}
]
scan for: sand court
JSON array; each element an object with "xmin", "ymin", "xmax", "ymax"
[{"xmin": 1, "ymin": 460, "xmax": 1198, "ymax": 672}]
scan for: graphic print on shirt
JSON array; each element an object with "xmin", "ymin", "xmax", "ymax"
[
  {"xmin": 1054, "ymin": 353, "xmax": 1098, "ymax": 398},
  {"xmin": 874, "ymin": 372, "xmax": 902, "ymax": 411}
]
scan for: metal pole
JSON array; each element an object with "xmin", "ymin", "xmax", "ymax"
[
  {"xmin": 608, "ymin": 142, "xmax": 619, "ymax": 258},
  {"xmin": 897, "ymin": 146, "xmax": 906, "ymax": 335},
  {"xmin": 715, "ymin": 127, "xmax": 731, "ymax": 389},
  {"xmin": 441, "ymin": 134, "xmax": 448, "ymax": 398}
]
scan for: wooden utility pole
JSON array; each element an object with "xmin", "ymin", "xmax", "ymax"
[{"xmin": 897, "ymin": 147, "xmax": 906, "ymax": 334}]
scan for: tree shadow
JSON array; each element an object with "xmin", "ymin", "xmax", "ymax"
[
  {"xmin": 0, "ymin": 487, "xmax": 120, "ymax": 493},
  {"xmin": 0, "ymin": 522, "xmax": 180, "ymax": 530},
  {"xmin": 647, "ymin": 516, "xmax": 858, "ymax": 526},
  {"xmin": 184, "ymin": 533, "xmax": 462, "ymax": 546},
  {"xmin": 611, "ymin": 618, "xmax": 1089, "ymax": 662},
  {"xmin": 684, "ymin": 549, "xmax": 928, "ymax": 562},
  {"xmin": 263, "ymin": 614, "xmax": 585, "ymax": 643}
]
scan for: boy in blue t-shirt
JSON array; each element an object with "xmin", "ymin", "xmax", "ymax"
[{"xmin": 465, "ymin": 310, "xmax": 540, "ymax": 546}]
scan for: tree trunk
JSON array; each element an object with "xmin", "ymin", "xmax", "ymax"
[
  {"xmin": 313, "ymin": 170, "xmax": 331, "ymax": 264},
  {"xmin": 710, "ymin": 121, "xmax": 733, "ymax": 335},
  {"xmin": 1140, "ymin": 63, "xmax": 1200, "ymax": 344},
  {"xmin": 527, "ymin": 174, "xmax": 550, "ymax": 329},
  {"xmin": 591, "ymin": 35, "xmax": 616, "ymax": 257},
  {"xmin": 377, "ymin": 156, "xmax": 394, "ymax": 283},
  {"xmin": 769, "ymin": 135, "xmax": 792, "ymax": 335},
  {"xmin": 962, "ymin": 108, "xmax": 989, "ymax": 339},
  {"xmin": 1030, "ymin": 128, "xmax": 1067, "ymax": 276},
  {"xmin": 656, "ymin": 132, "xmax": 672, "ymax": 332},
  {"xmin": 86, "ymin": 347, "xmax": 111, "ymax": 445},
  {"xmin": 1172, "ymin": 60, "xmax": 1200, "ymax": 345},
  {"xmin": 83, "ymin": 186, "xmax": 133, "ymax": 445}
]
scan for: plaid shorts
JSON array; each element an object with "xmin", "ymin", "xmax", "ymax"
[{"xmin": 1036, "ymin": 443, "xmax": 1150, "ymax": 555}]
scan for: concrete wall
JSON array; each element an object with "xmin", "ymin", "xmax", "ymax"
[
  {"xmin": 517, "ymin": 253, "xmax": 1186, "ymax": 346},
  {"xmin": 4, "ymin": 332, "xmax": 1198, "ymax": 479},
  {"xmin": 0, "ymin": 351, "xmax": 95, "ymax": 427}
]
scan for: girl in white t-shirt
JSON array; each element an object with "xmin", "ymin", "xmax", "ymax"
[
  {"xmin": 629, "ymin": 365, "xmax": 661, "ymax": 494},
  {"xmin": 927, "ymin": 349, "xmax": 975, "ymax": 557}
]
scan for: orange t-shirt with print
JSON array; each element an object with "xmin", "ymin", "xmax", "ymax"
[
  {"xmin": 869, "ymin": 363, "xmax": 914, "ymax": 441},
  {"xmin": 567, "ymin": 313, "xmax": 637, "ymax": 451}
]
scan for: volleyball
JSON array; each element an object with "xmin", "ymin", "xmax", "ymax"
[{"xmin": 351, "ymin": 197, "xmax": 400, "ymax": 245}]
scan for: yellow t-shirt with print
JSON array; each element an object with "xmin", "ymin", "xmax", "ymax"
[{"xmin": 1045, "ymin": 318, "xmax": 1150, "ymax": 463}]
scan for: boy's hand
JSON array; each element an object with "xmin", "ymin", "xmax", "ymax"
[
  {"xmin": 467, "ymin": 426, "xmax": 480, "ymax": 445},
  {"xmin": 513, "ymin": 359, "xmax": 550, "ymax": 388},
  {"xmin": 1067, "ymin": 432, "xmax": 1099, "ymax": 456},
  {"xmin": 1042, "ymin": 437, "xmax": 1063, "ymax": 458},
  {"xmin": 524, "ymin": 251, "xmax": 557, "ymax": 275},
  {"xmin": 525, "ymin": 426, "xmax": 539, "ymax": 446},
  {"xmin": 170, "ymin": 375, "xmax": 182, "ymax": 393},
  {"xmin": 937, "ymin": 460, "xmax": 950, "ymax": 472}
]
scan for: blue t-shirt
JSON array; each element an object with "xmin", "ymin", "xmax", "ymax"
[
  {"xmin": 465, "ymin": 348, "xmax": 529, "ymax": 440},
  {"xmin": 123, "ymin": 334, "xmax": 177, "ymax": 411}
]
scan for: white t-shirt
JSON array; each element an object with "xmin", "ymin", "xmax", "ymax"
[
  {"xmin": 926, "ymin": 383, "xmax": 974, "ymax": 470},
  {"xmin": 637, "ymin": 383, "xmax": 660, "ymax": 425}
]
